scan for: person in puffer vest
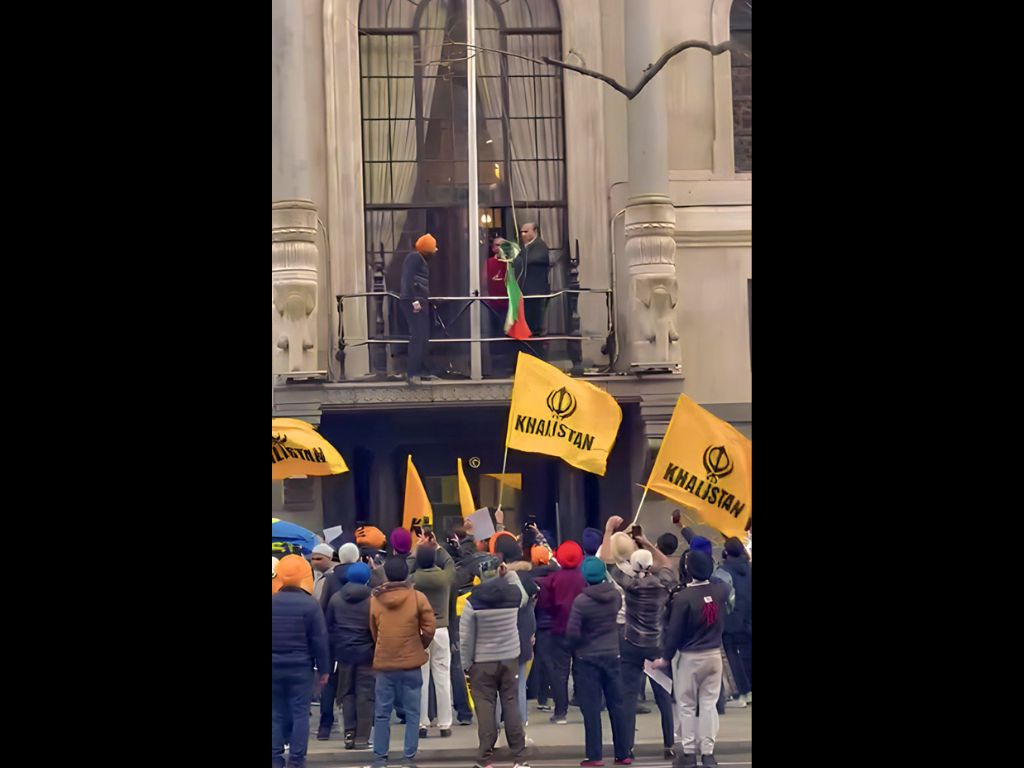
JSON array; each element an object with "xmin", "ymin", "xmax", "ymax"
[
  {"xmin": 460, "ymin": 561, "xmax": 529, "ymax": 768},
  {"xmin": 273, "ymin": 555, "xmax": 330, "ymax": 768},
  {"xmin": 566, "ymin": 557, "xmax": 630, "ymax": 766}
]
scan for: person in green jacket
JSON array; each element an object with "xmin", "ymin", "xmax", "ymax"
[{"xmin": 411, "ymin": 543, "xmax": 457, "ymax": 737}]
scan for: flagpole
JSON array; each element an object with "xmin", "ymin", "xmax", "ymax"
[
  {"xmin": 496, "ymin": 441, "xmax": 510, "ymax": 513},
  {"xmin": 631, "ymin": 484, "xmax": 650, "ymax": 526}
]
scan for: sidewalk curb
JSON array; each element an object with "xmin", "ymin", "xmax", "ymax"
[{"xmin": 307, "ymin": 740, "xmax": 752, "ymax": 765}]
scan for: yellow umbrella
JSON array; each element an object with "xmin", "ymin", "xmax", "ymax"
[{"xmin": 272, "ymin": 418, "xmax": 349, "ymax": 481}]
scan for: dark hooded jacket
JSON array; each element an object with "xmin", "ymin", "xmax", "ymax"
[
  {"xmin": 565, "ymin": 581, "xmax": 622, "ymax": 659},
  {"xmin": 720, "ymin": 556, "xmax": 751, "ymax": 635},
  {"xmin": 325, "ymin": 581, "xmax": 374, "ymax": 666}
]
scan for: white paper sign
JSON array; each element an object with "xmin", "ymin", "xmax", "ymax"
[
  {"xmin": 644, "ymin": 659, "xmax": 673, "ymax": 694},
  {"xmin": 323, "ymin": 525, "xmax": 344, "ymax": 545},
  {"xmin": 467, "ymin": 507, "xmax": 496, "ymax": 541}
]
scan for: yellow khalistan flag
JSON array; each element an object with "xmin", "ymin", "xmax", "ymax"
[
  {"xmin": 457, "ymin": 458, "xmax": 476, "ymax": 519},
  {"xmin": 505, "ymin": 352, "xmax": 622, "ymax": 476},
  {"xmin": 646, "ymin": 393, "xmax": 751, "ymax": 538},
  {"xmin": 272, "ymin": 418, "xmax": 349, "ymax": 481},
  {"xmin": 403, "ymin": 455, "xmax": 433, "ymax": 531}
]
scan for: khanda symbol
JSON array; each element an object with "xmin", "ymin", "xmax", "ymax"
[
  {"xmin": 546, "ymin": 386, "xmax": 578, "ymax": 420},
  {"xmin": 702, "ymin": 445, "xmax": 734, "ymax": 483}
]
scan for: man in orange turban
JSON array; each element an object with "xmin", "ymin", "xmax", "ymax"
[{"xmin": 401, "ymin": 234, "xmax": 439, "ymax": 384}]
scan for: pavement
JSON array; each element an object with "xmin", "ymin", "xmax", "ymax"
[{"xmin": 301, "ymin": 699, "xmax": 752, "ymax": 766}]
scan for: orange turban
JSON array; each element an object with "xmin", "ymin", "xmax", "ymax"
[
  {"xmin": 274, "ymin": 554, "xmax": 314, "ymax": 595},
  {"xmin": 416, "ymin": 234, "xmax": 438, "ymax": 254}
]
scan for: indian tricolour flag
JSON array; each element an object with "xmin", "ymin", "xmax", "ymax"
[{"xmin": 499, "ymin": 240, "xmax": 531, "ymax": 340}]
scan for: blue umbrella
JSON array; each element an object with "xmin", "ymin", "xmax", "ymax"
[{"xmin": 272, "ymin": 518, "xmax": 318, "ymax": 556}]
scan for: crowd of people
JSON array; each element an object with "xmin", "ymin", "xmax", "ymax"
[{"xmin": 272, "ymin": 511, "xmax": 752, "ymax": 768}]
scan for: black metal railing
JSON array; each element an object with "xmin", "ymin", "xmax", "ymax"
[{"xmin": 333, "ymin": 238, "xmax": 615, "ymax": 380}]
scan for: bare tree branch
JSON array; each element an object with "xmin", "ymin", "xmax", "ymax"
[
  {"xmin": 544, "ymin": 39, "xmax": 739, "ymax": 100},
  {"xmin": 417, "ymin": 39, "xmax": 740, "ymax": 101}
]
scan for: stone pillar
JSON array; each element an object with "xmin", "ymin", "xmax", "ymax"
[
  {"xmin": 624, "ymin": 1, "xmax": 680, "ymax": 368},
  {"xmin": 273, "ymin": 201, "xmax": 319, "ymax": 373},
  {"xmin": 273, "ymin": 0, "xmax": 319, "ymax": 375}
]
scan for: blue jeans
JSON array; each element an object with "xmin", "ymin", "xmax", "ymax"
[
  {"xmin": 373, "ymin": 669, "xmax": 423, "ymax": 763},
  {"xmin": 273, "ymin": 665, "xmax": 314, "ymax": 764}
]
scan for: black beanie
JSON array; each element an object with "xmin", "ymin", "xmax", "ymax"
[
  {"xmin": 495, "ymin": 534, "xmax": 523, "ymax": 564},
  {"xmin": 724, "ymin": 537, "xmax": 746, "ymax": 559},
  {"xmin": 384, "ymin": 556, "xmax": 409, "ymax": 582},
  {"xmin": 686, "ymin": 550, "xmax": 714, "ymax": 581},
  {"xmin": 416, "ymin": 543, "xmax": 437, "ymax": 570},
  {"xmin": 657, "ymin": 532, "xmax": 679, "ymax": 556}
]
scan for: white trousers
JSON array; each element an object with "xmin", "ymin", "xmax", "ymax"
[{"xmin": 420, "ymin": 626, "xmax": 453, "ymax": 729}]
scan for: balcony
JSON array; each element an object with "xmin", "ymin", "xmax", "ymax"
[{"xmin": 333, "ymin": 242, "xmax": 615, "ymax": 382}]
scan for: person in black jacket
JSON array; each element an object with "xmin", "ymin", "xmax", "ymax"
[
  {"xmin": 657, "ymin": 551, "xmax": 731, "ymax": 768},
  {"xmin": 401, "ymin": 233, "xmax": 439, "ymax": 383},
  {"xmin": 566, "ymin": 557, "xmax": 630, "ymax": 766},
  {"xmin": 512, "ymin": 222, "xmax": 550, "ymax": 338},
  {"xmin": 447, "ymin": 528, "xmax": 483, "ymax": 725},
  {"xmin": 528, "ymin": 545, "xmax": 559, "ymax": 712},
  {"xmin": 612, "ymin": 546, "xmax": 678, "ymax": 759},
  {"xmin": 325, "ymin": 562, "xmax": 376, "ymax": 750},
  {"xmin": 317, "ymin": 541, "xmax": 362, "ymax": 738},
  {"xmin": 273, "ymin": 555, "xmax": 330, "ymax": 768},
  {"xmin": 719, "ymin": 538, "xmax": 752, "ymax": 707}
]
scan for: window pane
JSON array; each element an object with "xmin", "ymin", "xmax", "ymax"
[
  {"xmin": 363, "ymin": 163, "xmax": 392, "ymax": 204},
  {"xmin": 535, "ymin": 161, "xmax": 564, "ymax": 200},
  {"xmin": 508, "ymin": 77, "xmax": 562, "ymax": 118},
  {"xmin": 361, "ymin": 77, "xmax": 416, "ymax": 120},
  {"xmin": 506, "ymin": 36, "xmax": 538, "ymax": 76},
  {"xmin": 536, "ymin": 118, "xmax": 563, "ymax": 159},
  {"xmin": 478, "ymin": 77, "xmax": 505, "ymax": 118},
  {"xmin": 387, "ymin": 36, "xmax": 415, "ymax": 76},
  {"xmin": 511, "ymin": 161, "xmax": 537, "ymax": 200},
  {"xmin": 390, "ymin": 120, "xmax": 418, "ymax": 161},
  {"xmin": 362, "ymin": 120, "xmax": 390, "ymax": 162},
  {"xmin": 501, "ymin": 0, "xmax": 561, "ymax": 29},
  {"xmin": 508, "ymin": 118, "xmax": 537, "ymax": 158},
  {"xmin": 421, "ymin": 119, "xmax": 452, "ymax": 161},
  {"xmin": 479, "ymin": 119, "xmax": 505, "ymax": 160}
]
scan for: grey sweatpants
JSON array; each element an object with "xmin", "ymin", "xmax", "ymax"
[{"xmin": 672, "ymin": 648, "xmax": 723, "ymax": 756}]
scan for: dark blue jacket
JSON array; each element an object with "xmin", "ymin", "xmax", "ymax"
[
  {"xmin": 401, "ymin": 251, "xmax": 430, "ymax": 300},
  {"xmin": 720, "ymin": 556, "xmax": 751, "ymax": 635},
  {"xmin": 273, "ymin": 586, "xmax": 331, "ymax": 671},
  {"xmin": 325, "ymin": 582, "xmax": 375, "ymax": 667},
  {"xmin": 319, "ymin": 562, "xmax": 356, "ymax": 612}
]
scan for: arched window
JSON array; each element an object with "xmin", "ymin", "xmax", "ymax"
[
  {"xmin": 358, "ymin": 0, "xmax": 567, "ymax": 377},
  {"xmin": 730, "ymin": 0, "xmax": 752, "ymax": 173}
]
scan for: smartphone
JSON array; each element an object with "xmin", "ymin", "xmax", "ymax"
[{"xmin": 630, "ymin": 524, "xmax": 643, "ymax": 538}]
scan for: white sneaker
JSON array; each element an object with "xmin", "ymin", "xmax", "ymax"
[
  {"xmin": 743, "ymin": 692, "xmax": 752, "ymax": 704},
  {"xmin": 514, "ymin": 763, "xmax": 531, "ymax": 768},
  {"xmin": 725, "ymin": 697, "xmax": 747, "ymax": 709}
]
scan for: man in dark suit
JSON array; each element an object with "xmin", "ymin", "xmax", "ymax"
[{"xmin": 513, "ymin": 222, "xmax": 550, "ymax": 339}]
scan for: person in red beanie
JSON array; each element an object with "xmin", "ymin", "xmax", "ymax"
[{"xmin": 533, "ymin": 540, "xmax": 585, "ymax": 724}]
